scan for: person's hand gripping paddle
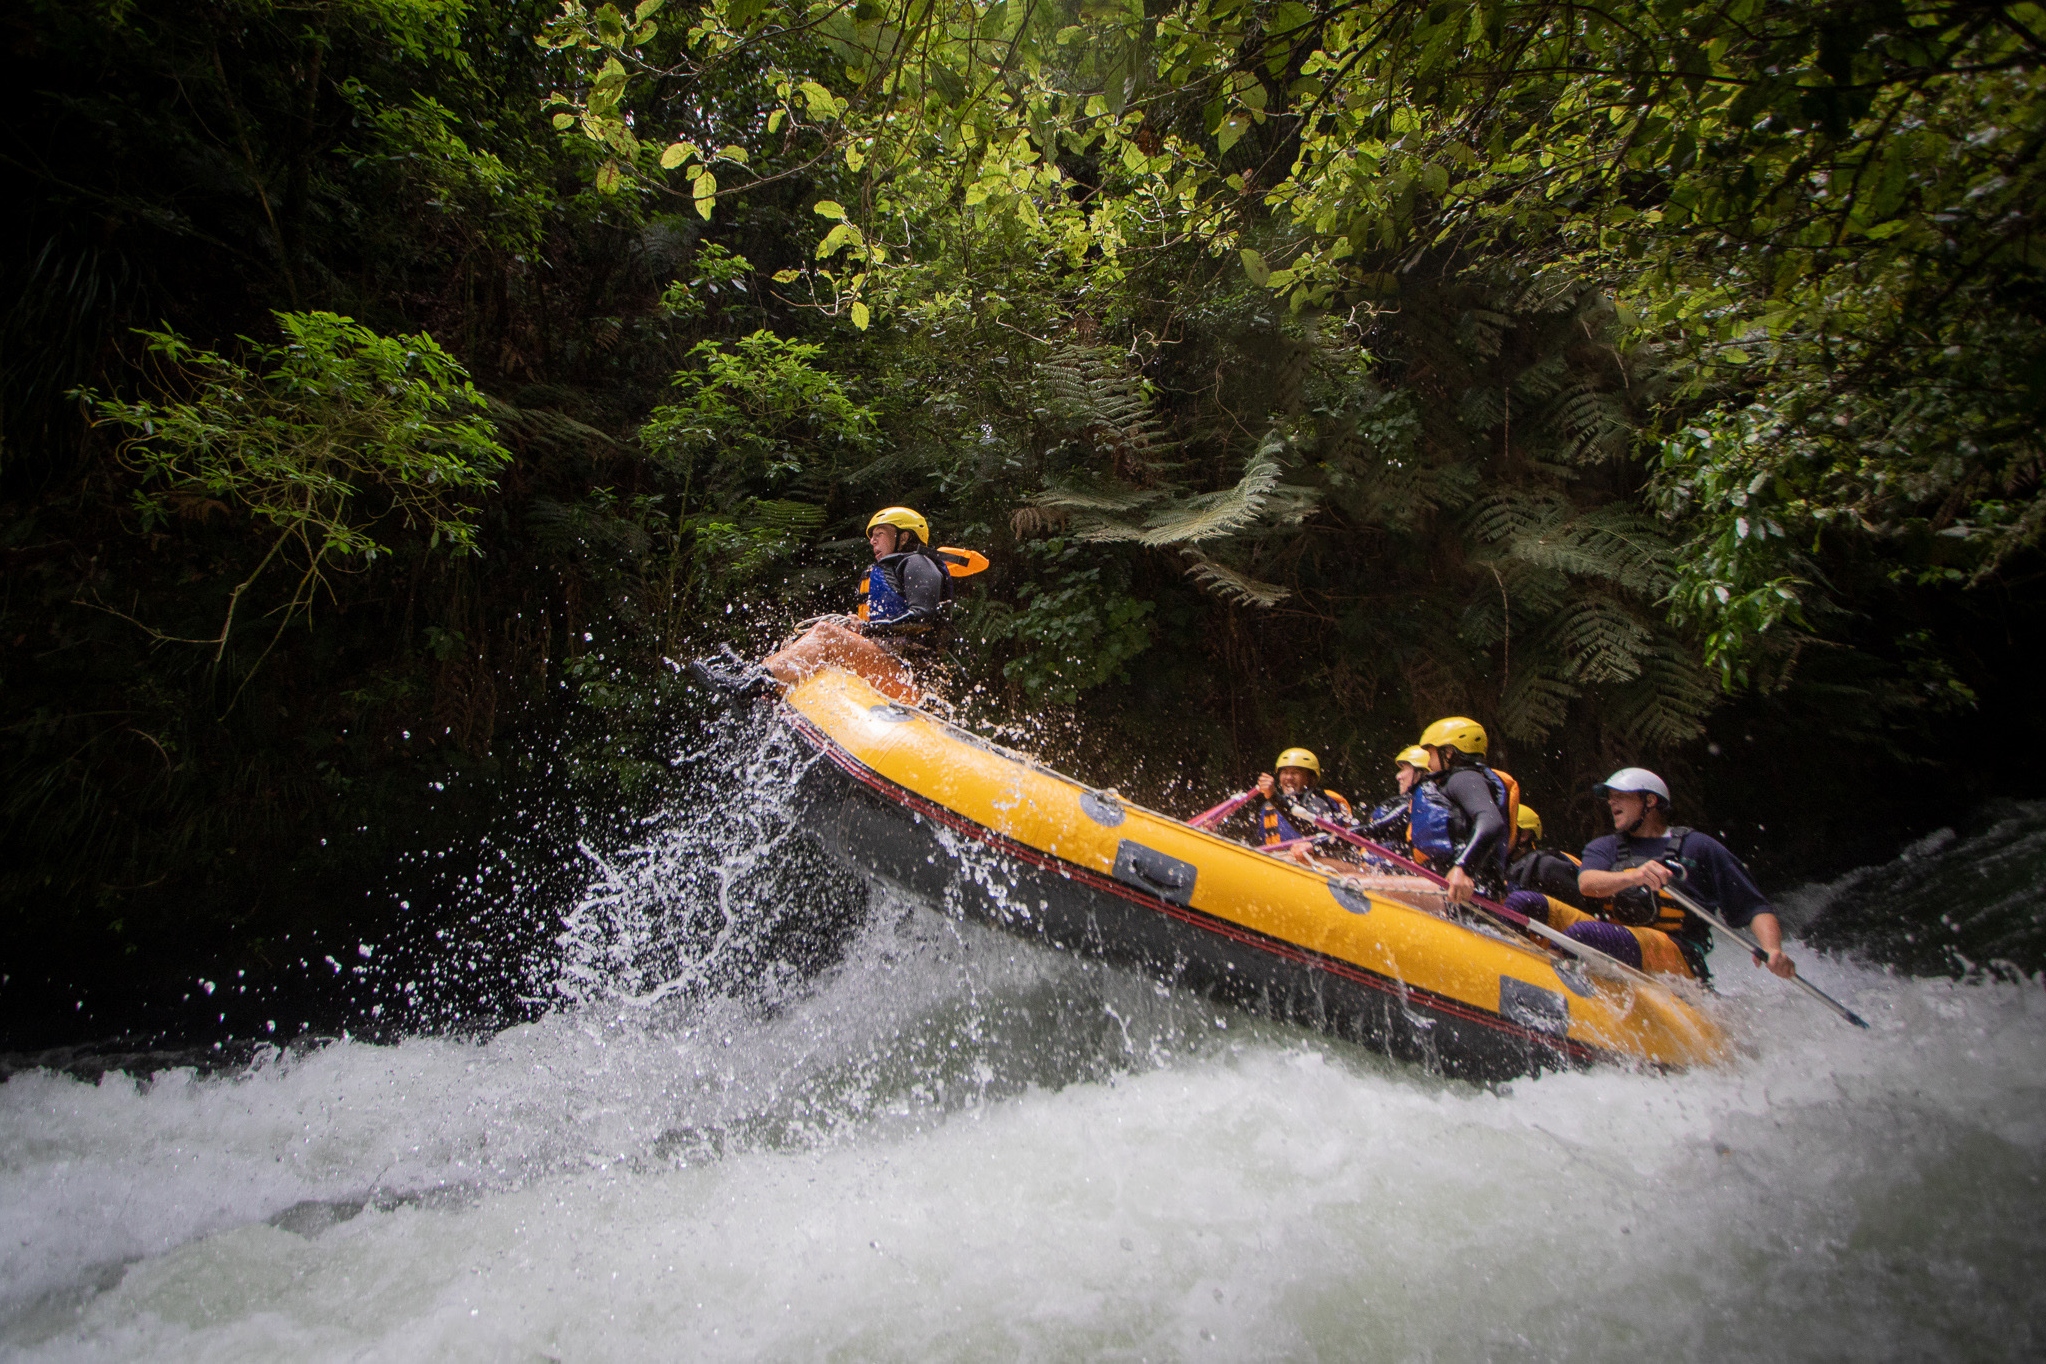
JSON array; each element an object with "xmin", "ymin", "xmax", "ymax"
[{"xmin": 1658, "ymin": 861, "xmax": 1869, "ymax": 1028}]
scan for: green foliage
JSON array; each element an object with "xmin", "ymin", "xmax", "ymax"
[
  {"xmin": 9, "ymin": 0, "xmax": 2044, "ymax": 1035},
  {"xmin": 641, "ymin": 330, "xmax": 876, "ymax": 498},
  {"xmin": 969, "ymin": 540, "xmax": 1156, "ymax": 707},
  {"xmin": 88, "ymin": 311, "xmax": 509, "ymax": 657}
]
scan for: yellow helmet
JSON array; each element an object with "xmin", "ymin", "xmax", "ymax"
[
  {"xmin": 867, "ymin": 506, "xmax": 930, "ymax": 544},
  {"xmin": 1517, "ymin": 804, "xmax": 1543, "ymax": 839},
  {"xmin": 1274, "ymin": 747, "xmax": 1320, "ymax": 776},
  {"xmin": 1418, "ymin": 715, "xmax": 1487, "ymax": 756},
  {"xmin": 1394, "ymin": 745, "xmax": 1429, "ymax": 769}
]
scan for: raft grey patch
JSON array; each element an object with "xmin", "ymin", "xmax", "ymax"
[
  {"xmin": 1553, "ymin": 959, "xmax": 1595, "ymax": 998},
  {"xmin": 1499, "ymin": 976, "xmax": 1570, "ymax": 1036},
  {"xmin": 867, "ymin": 703, "xmax": 915, "ymax": 723},
  {"xmin": 1113, "ymin": 840, "xmax": 1196, "ymax": 905},
  {"xmin": 1327, "ymin": 878, "xmax": 1372, "ymax": 914},
  {"xmin": 1080, "ymin": 790, "xmax": 1125, "ymax": 826}
]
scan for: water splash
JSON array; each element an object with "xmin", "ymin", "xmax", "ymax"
[{"xmin": 5, "ymin": 738, "xmax": 2046, "ymax": 1357}]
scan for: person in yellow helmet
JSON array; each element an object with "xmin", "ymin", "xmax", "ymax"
[
  {"xmin": 856, "ymin": 506, "xmax": 955, "ymax": 638},
  {"xmin": 1358, "ymin": 745, "xmax": 1431, "ymax": 848},
  {"xmin": 1408, "ymin": 716, "xmax": 1520, "ymax": 906},
  {"xmin": 1244, "ymin": 747, "xmax": 1354, "ymax": 846},
  {"xmin": 1506, "ymin": 803, "xmax": 1586, "ymax": 908},
  {"xmin": 732, "ymin": 505, "xmax": 974, "ymax": 706}
]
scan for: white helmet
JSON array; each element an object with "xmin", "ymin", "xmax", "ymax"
[{"xmin": 1594, "ymin": 767, "xmax": 1671, "ymax": 807}]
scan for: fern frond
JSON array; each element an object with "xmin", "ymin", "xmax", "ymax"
[
  {"xmin": 1466, "ymin": 491, "xmax": 1569, "ymax": 545},
  {"xmin": 1456, "ymin": 385, "xmax": 1506, "ymax": 432},
  {"xmin": 1499, "ymin": 666, "xmax": 1579, "ymax": 742},
  {"xmin": 1031, "ymin": 482, "xmax": 1162, "ymax": 514},
  {"xmin": 1180, "ymin": 550, "xmax": 1292, "ymax": 606},
  {"xmin": 748, "ymin": 499, "xmax": 826, "ymax": 535},
  {"xmin": 1540, "ymin": 384, "xmax": 1631, "ymax": 464},
  {"xmin": 1036, "ymin": 342, "xmax": 1174, "ymax": 471},
  {"xmin": 1506, "ymin": 507, "xmax": 1672, "ymax": 593},
  {"xmin": 1510, "ymin": 351, "xmax": 1569, "ymax": 404},
  {"xmin": 1606, "ymin": 640, "xmax": 1718, "ymax": 748},
  {"xmin": 1134, "ymin": 450, "xmax": 1282, "ymax": 545},
  {"xmin": 1547, "ymin": 595, "xmax": 1653, "ymax": 684},
  {"xmin": 1458, "ymin": 307, "xmax": 1510, "ymax": 359}
]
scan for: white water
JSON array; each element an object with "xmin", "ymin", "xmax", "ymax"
[{"xmin": 5, "ymin": 878, "xmax": 2044, "ymax": 1361}]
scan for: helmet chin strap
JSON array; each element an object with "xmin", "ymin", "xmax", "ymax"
[{"xmin": 1615, "ymin": 796, "xmax": 1666, "ymax": 838}]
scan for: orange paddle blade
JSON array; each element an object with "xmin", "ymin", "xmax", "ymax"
[{"xmin": 937, "ymin": 546, "xmax": 989, "ymax": 577}]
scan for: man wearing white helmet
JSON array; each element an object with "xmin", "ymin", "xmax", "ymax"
[{"xmin": 1573, "ymin": 767, "xmax": 1797, "ymax": 981}]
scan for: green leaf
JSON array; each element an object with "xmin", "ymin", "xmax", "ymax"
[
  {"xmin": 850, "ymin": 300, "xmax": 871, "ymax": 330},
  {"xmin": 693, "ymin": 170, "xmax": 717, "ymax": 219},
  {"xmin": 816, "ymin": 222, "xmax": 860, "ymax": 257},
  {"xmin": 594, "ymin": 160, "xmax": 624, "ymax": 194},
  {"xmin": 633, "ymin": 0, "xmax": 663, "ymax": 20},
  {"xmin": 813, "ymin": 199, "xmax": 847, "ymax": 220},
  {"xmin": 552, "ymin": 113, "xmax": 576, "ymax": 130},
  {"xmin": 798, "ymin": 79, "xmax": 840, "ymax": 120},
  {"xmin": 1271, "ymin": 0, "xmax": 1312, "ymax": 35},
  {"xmin": 718, "ymin": 144, "xmax": 749, "ymax": 165},
  {"xmin": 772, "ymin": 268, "xmax": 802, "ymax": 283},
  {"xmin": 1240, "ymin": 248, "xmax": 1271, "ymax": 285},
  {"xmin": 659, "ymin": 141, "xmax": 698, "ymax": 169},
  {"xmin": 1217, "ymin": 113, "xmax": 1249, "ymax": 154}
]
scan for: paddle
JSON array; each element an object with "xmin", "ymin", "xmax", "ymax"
[
  {"xmin": 1656, "ymin": 867, "xmax": 1870, "ymax": 1029},
  {"xmin": 1299, "ymin": 813, "xmax": 1659, "ymax": 989},
  {"xmin": 1188, "ymin": 789, "xmax": 1259, "ymax": 830}
]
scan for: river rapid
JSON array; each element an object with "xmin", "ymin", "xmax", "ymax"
[{"xmin": 3, "ymin": 723, "xmax": 2044, "ymax": 1360}]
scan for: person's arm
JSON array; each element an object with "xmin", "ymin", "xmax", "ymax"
[
  {"xmin": 1745, "ymin": 912, "xmax": 1797, "ymax": 979},
  {"xmin": 1577, "ymin": 860, "xmax": 1673, "ymax": 899},
  {"xmin": 1577, "ymin": 835, "xmax": 1672, "ymax": 899},
  {"xmin": 898, "ymin": 553, "xmax": 945, "ymax": 614},
  {"xmin": 1440, "ymin": 770, "xmax": 1504, "ymax": 904},
  {"xmin": 861, "ymin": 555, "xmax": 948, "ymax": 636},
  {"xmin": 1361, "ymin": 800, "xmax": 1409, "ymax": 838},
  {"xmin": 1693, "ymin": 836, "xmax": 1798, "ymax": 979}
]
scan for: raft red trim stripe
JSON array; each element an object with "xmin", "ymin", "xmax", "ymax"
[{"xmin": 785, "ymin": 709, "xmax": 1600, "ymax": 1063}]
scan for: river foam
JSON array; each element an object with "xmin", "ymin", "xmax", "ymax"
[{"xmin": 4, "ymin": 885, "xmax": 2044, "ymax": 1361}]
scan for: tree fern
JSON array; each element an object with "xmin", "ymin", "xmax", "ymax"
[
  {"xmin": 1128, "ymin": 448, "xmax": 1285, "ymax": 546},
  {"xmin": 1538, "ymin": 383, "xmax": 1633, "ymax": 465},
  {"xmin": 1181, "ymin": 550, "xmax": 1291, "ymax": 607},
  {"xmin": 1546, "ymin": 595, "xmax": 1654, "ymax": 685},
  {"xmin": 1035, "ymin": 341, "xmax": 1172, "ymax": 474},
  {"xmin": 1499, "ymin": 665, "xmax": 1579, "ymax": 742},
  {"xmin": 1606, "ymin": 641, "xmax": 1718, "ymax": 748}
]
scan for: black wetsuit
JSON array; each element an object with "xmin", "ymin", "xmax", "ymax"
[
  {"xmin": 863, "ymin": 548, "xmax": 950, "ymax": 638},
  {"xmin": 1427, "ymin": 765, "xmax": 1511, "ymax": 898},
  {"xmin": 1509, "ymin": 847, "xmax": 1586, "ymax": 909}
]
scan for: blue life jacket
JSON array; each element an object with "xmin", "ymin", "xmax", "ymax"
[
  {"xmin": 1258, "ymin": 789, "xmax": 1352, "ymax": 846},
  {"xmin": 857, "ymin": 547, "xmax": 956, "ymax": 628},
  {"xmin": 1408, "ymin": 764, "xmax": 1510, "ymax": 872},
  {"xmin": 861, "ymin": 560, "xmax": 914, "ymax": 624}
]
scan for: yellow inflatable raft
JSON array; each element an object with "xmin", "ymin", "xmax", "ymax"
[{"xmin": 781, "ymin": 665, "xmax": 1727, "ymax": 1080}]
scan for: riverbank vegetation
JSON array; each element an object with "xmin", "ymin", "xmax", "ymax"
[{"xmin": 6, "ymin": 0, "xmax": 2044, "ymax": 1040}]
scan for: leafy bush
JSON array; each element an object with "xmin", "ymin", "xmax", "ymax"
[{"xmin": 87, "ymin": 310, "xmax": 509, "ymax": 663}]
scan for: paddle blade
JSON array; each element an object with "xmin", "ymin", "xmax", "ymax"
[{"xmin": 938, "ymin": 546, "xmax": 989, "ymax": 577}]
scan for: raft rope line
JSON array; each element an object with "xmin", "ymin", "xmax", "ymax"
[{"xmin": 781, "ymin": 705, "xmax": 1605, "ymax": 1063}]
